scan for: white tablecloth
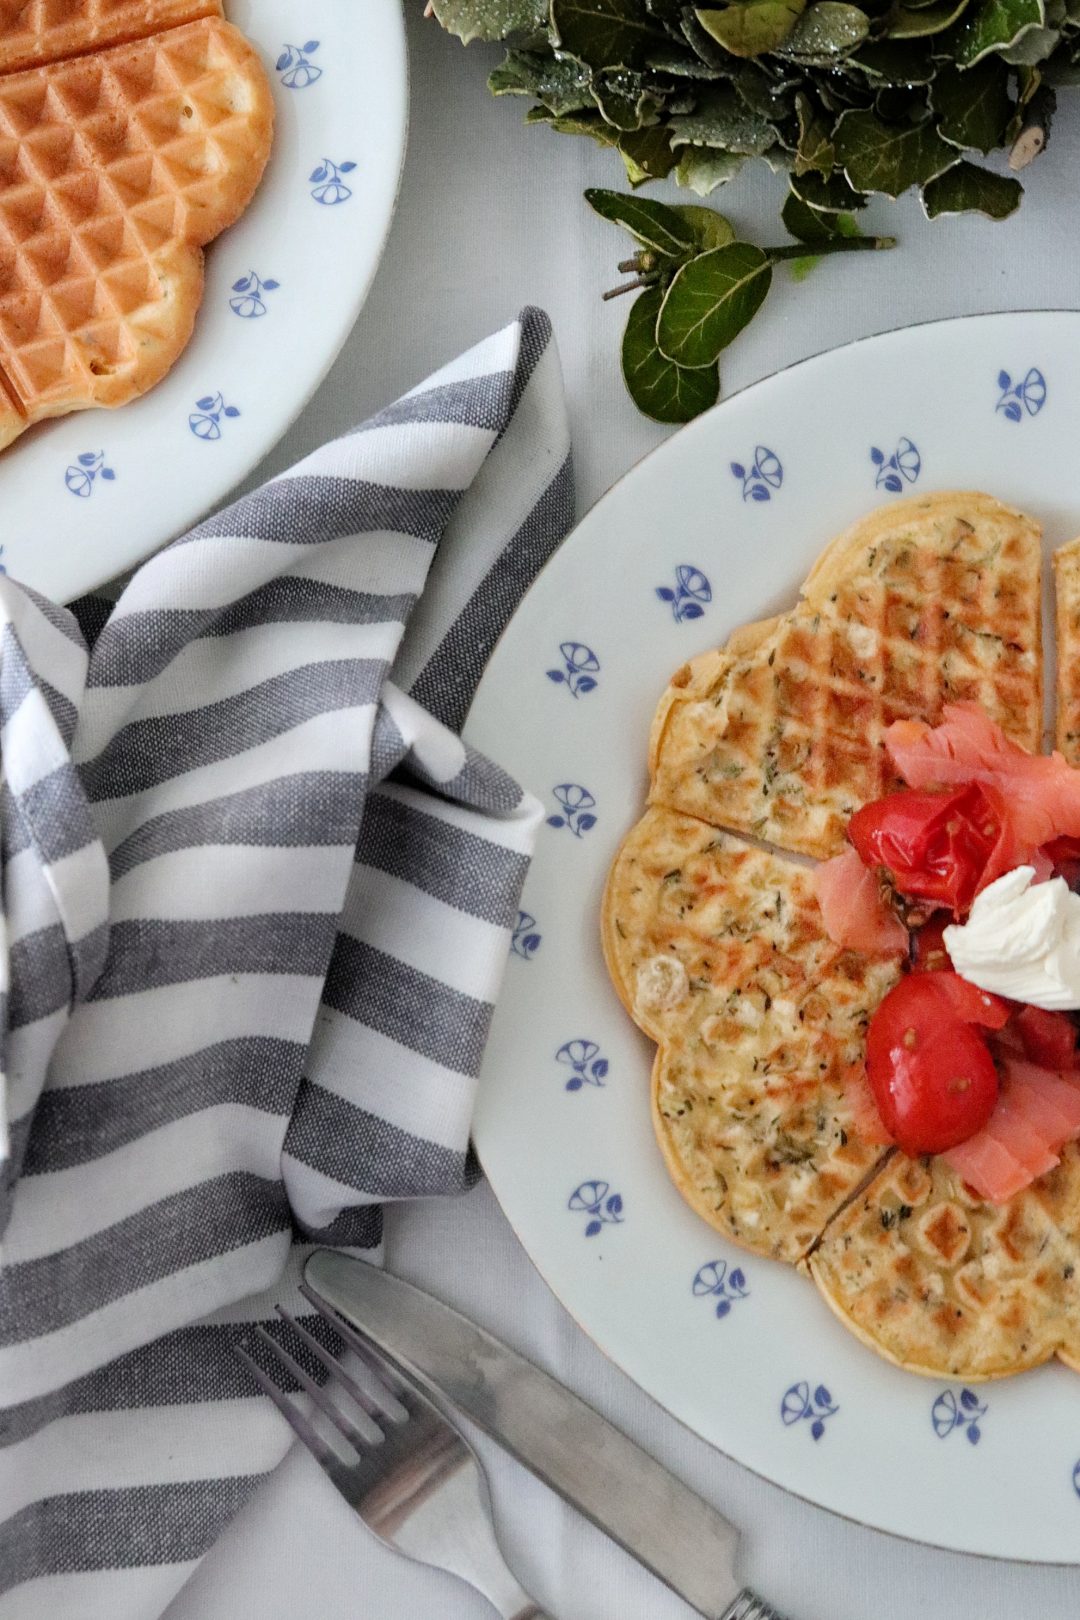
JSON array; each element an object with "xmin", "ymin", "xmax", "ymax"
[{"xmin": 168, "ymin": 8, "xmax": 1080, "ymax": 1616}]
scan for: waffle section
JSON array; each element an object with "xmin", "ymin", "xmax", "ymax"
[
  {"xmin": 0, "ymin": 0, "xmax": 220, "ymax": 74},
  {"xmin": 1055, "ymin": 537, "xmax": 1080, "ymax": 765},
  {"xmin": 602, "ymin": 806, "xmax": 900, "ymax": 1263},
  {"xmin": 810, "ymin": 1147, "xmax": 1080, "ymax": 1380},
  {"xmin": 648, "ymin": 493, "xmax": 1044, "ymax": 860},
  {"xmin": 0, "ymin": 14, "xmax": 272, "ymax": 444}
]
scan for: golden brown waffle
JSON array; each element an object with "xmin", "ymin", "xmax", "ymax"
[
  {"xmin": 0, "ymin": 13, "xmax": 272, "ymax": 447},
  {"xmin": 810, "ymin": 1149, "xmax": 1080, "ymax": 1380},
  {"xmin": 648, "ymin": 493, "xmax": 1044, "ymax": 860},
  {"xmin": 603, "ymin": 806, "xmax": 900, "ymax": 1262},
  {"xmin": 0, "ymin": 0, "xmax": 219, "ymax": 74},
  {"xmin": 603, "ymin": 491, "xmax": 1080, "ymax": 1378},
  {"xmin": 1054, "ymin": 537, "xmax": 1080, "ymax": 764}
]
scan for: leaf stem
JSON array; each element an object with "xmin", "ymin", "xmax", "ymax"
[
  {"xmin": 602, "ymin": 276, "xmax": 656, "ymax": 301},
  {"xmin": 766, "ymin": 236, "xmax": 896, "ymax": 260}
]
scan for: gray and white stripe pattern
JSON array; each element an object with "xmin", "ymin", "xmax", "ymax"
[{"xmin": 0, "ymin": 308, "xmax": 572, "ymax": 1618}]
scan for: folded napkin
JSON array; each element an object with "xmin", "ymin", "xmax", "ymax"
[{"xmin": 0, "ymin": 309, "xmax": 572, "ymax": 1620}]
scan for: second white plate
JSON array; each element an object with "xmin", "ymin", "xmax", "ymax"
[{"xmin": 0, "ymin": 0, "xmax": 407, "ymax": 602}]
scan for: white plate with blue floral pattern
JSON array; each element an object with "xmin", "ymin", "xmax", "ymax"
[
  {"xmin": 465, "ymin": 311, "xmax": 1080, "ymax": 1562},
  {"xmin": 0, "ymin": 0, "xmax": 407, "ymax": 602}
]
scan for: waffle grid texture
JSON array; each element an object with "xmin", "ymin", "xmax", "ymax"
[{"xmin": 0, "ymin": 2, "xmax": 271, "ymax": 447}]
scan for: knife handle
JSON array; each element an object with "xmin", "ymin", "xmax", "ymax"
[{"xmin": 723, "ymin": 1590, "xmax": 787, "ymax": 1620}]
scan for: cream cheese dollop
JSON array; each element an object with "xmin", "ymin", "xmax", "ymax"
[{"xmin": 943, "ymin": 866, "xmax": 1080, "ymax": 1010}]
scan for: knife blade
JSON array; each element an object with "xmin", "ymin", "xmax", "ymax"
[{"xmin": 303, "ymin": 1250, "xmax": 781, "ymax": 1620}]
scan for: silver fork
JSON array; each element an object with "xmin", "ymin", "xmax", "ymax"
[{"xmin": 235, "ymin": 1291, "xmax": 554, "ymax": 1620}]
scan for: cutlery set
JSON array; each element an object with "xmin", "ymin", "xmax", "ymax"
[{"xmin": 237, "ymin": 1254, "xmax": 785, "ymax": 1620}]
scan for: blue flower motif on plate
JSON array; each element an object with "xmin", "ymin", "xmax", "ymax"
[
  {"xmin": 996, "ymin": 367, "xmax": 1046, "ymax": 423},
  {"xmin": 692, "ymin": 1259, "xmax": 749, "ymax": 1319},
  {"xmin": 556, "ymin": 1038, "xmax": 609, "ymax": 1091},
  {"xmin": 189, "ymin": 393, "xmax": 240, "ymax": 440},
  {"xmin": 781, "ymin": 1381, "xmax": 838, "ymax": 1441},
  {"xmin": 546, "ymin": 641, "xmax": 599, "ymax": 698},
  {"xmin": 65, "ymin": 450, "xmax": 115, "ymax": 497},
  {"xmin": 657, "ymin": 564, "xmax": 711, "ymax": 623},
  {"xmin": 310, "ymin": 158, "xmax": 356, "ymax": 206},
  {"xmin": 547, "ymin": 783, "xmax": 596, "ymax": 838},
  {"xmin": 511, "ymin": 910, "xmax": 541, "ymax": 959},
  {"xmin": 229, "ymin": 271, "xmax": 280, "ymax": 318},
  {"xmin": 1073, "ymin": 1459, "xmax": 1080, "ymax": 1500},
  {"xmin": 276, "ymin": 40, "xmax": 322, "ymax": 88},
  {"xmin": 871, "ymin": 437, "xmax": 921, "ymax": 493},
  {"xmin": 568, "ymin": 1179, "xmax": 624, "ymax": 1237},
  {"xmin": 731, "ymin": 446, "xmax": 782, "ymax": 503},
  {"xmin": 0, "ymin": 545, "xmax": 8, "ymax": 575},
  {"xmin": 932, "ymin": 1388, "xmax": 988, "ymax": 1445}
]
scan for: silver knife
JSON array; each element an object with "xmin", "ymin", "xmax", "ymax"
[{"xmin": 303, "ymin": 1250, "xmax": 786, "ymax": 1620}]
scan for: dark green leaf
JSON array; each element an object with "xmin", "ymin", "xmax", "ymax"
[
  {"xmin": 875, "ymin": 83, "xmax": 930, "ymax": 117},
  {"xmin": 694, "ymin": 0, "xmax": 808, "ymax": 57},
  {"xmin": 834, "ymin": 107, "xmax": 960, "ymax": 192},
  {"xmin": 488, "ymin": 50, "xmax": 595, "ymax": 114},
  {"xmin": 681, "ymin": 10, "xmax": 745, "ymax": 67},
  {"xmin": 619, "ymin": 123, "xmax": 679, "ymax": 180},
  {"xmin": 657, "ymin": 241, "xmax": 773, "ymax": 365},
  {"xmin": 669, "ymin": 85, "xmax": 779, "ymax": 150},
  {"xmin": 776, "ymin": 2, "xmax": 871, "ymax": 60},
  {"xmin": 733, "ymin": 62, "xmax": 800, "ymax": 117},
  {"xmin": 431, "ymin": 0, "xmax": 548, "ymax": 42},
  {"xmin": 621, "ymin": 288, "xmax": 722, "ymax": 421},
  {"xmin": 526, "ymin": 105, "xmax": 622, "ymax": 144},
  {"xmin": 550, "ymin": 0, "xmax": 664, "ymax": 67},
  {"xmin": 675, "ymin": 146, "xmax": 748, "ymax": 189},
  {"xmin": 886, "ymin": 0, "xmax": 969, "ymax": 36},
  {"xmin": 645, "ymin": 44, "xmax": 725, "ymax": 73},
  {"xmin": 671, "ymin": 202, "xmax": 738, "ymax": 245},
  {"xmin": 921, "ymin": 156, "xmax": 1023, "ymax": 212},
  {"xmin": 949, "ymin": 0, "xmax": 1044, "ymax": 64},
  {"xmin": 584, "ymin": 187, "xmax": 697, "ymax": 252},
  {"xmin": 592, "ymin": 66, "xmax": 665, "ymax": 125},
  {"xmin": 933, "ymin": 60, "xmax": 1012, "ymax": 149},
  {"xmin": 852, "ymin": 38, "xmax": 936, "ymax": 78},
  {"xmin": 789, "ymin": 166, "xmax": 869, "ymax": 208},
  {"xmin": 782, "ymin": 186, "xmax": 843, "ymax": 237},
  {"xmin": 1000, "ymin": 21, "xmax": 1060, "ymax": 57},
  {"xmin": 795, "ymin": 90, "xmax": 836, "ymax": 171}
]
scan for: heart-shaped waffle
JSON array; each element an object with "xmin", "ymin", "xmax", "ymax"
[
  {"xmin": 0, "ymin": 7, "xmax": 272, "ymax": 448},
  {"xmin": 604, "ymin": 491, "xmax": 1080, "ymax": 1380}
]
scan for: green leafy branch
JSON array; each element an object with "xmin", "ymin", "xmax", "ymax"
[{"xmin": 587, "ymin": 187, "xmax": 895, "ymax": 422}]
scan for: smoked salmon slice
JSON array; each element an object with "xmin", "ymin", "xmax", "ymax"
[
  {"xmin": 843, "ymin": 1064, "xmax": 894, "ymax": 1146},
  {"xmin": 886, "ymin": 703, "xmax": 1080, "ymax": 850},
  {"xmin": 812, "ymin": 849, "xmax": 908, "ymax": 955},
  {"xmin": 943, "ymin": 1056, "xmax": 1080, "ymax": 1201}
]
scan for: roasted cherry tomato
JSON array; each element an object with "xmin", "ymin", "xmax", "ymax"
[
  {"xmin": 848, "ymin": 781, "xmax": 1018, "ymax": 917},
  {"xmin": 912, "ymin": 913, "xmax": 951, "ymax": 973},
  {"xmin": 866, "ymin": 975, "xmax": 999, "ymax": 1155},
  {"xmin": 1011, "ymin": 1004, "xmax": 1080, "ymax": 1071}
]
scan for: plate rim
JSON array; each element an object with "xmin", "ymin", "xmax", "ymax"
[{"xmin": 466, "ymin": 308, "xmax": 1080, "ymax": 1565}]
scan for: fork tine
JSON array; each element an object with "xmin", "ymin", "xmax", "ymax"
[
  {"xmin": 235, "ymin": 1342, "xmax": 352, "ymax": 1484},
  {"xmin": 251, "ymin": 1324, "xmax": 384, "ymax": 1451},
  {"xmin": 299, "ymin": 1279, "xmax": 409, "ymax": 1423},
  {"xmin": 275, "ymin": 1304, "xmax": 394, "ymax": 1424}
]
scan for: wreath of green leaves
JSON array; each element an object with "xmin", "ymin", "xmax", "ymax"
[{"xmin": 431, "ymin": 0, "xmax": 1060, "ymax": 419}]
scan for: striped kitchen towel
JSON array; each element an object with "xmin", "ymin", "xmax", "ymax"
[{"xmin": 0, "ymin": 307, "xmax": 572, "ymax": 1619}]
